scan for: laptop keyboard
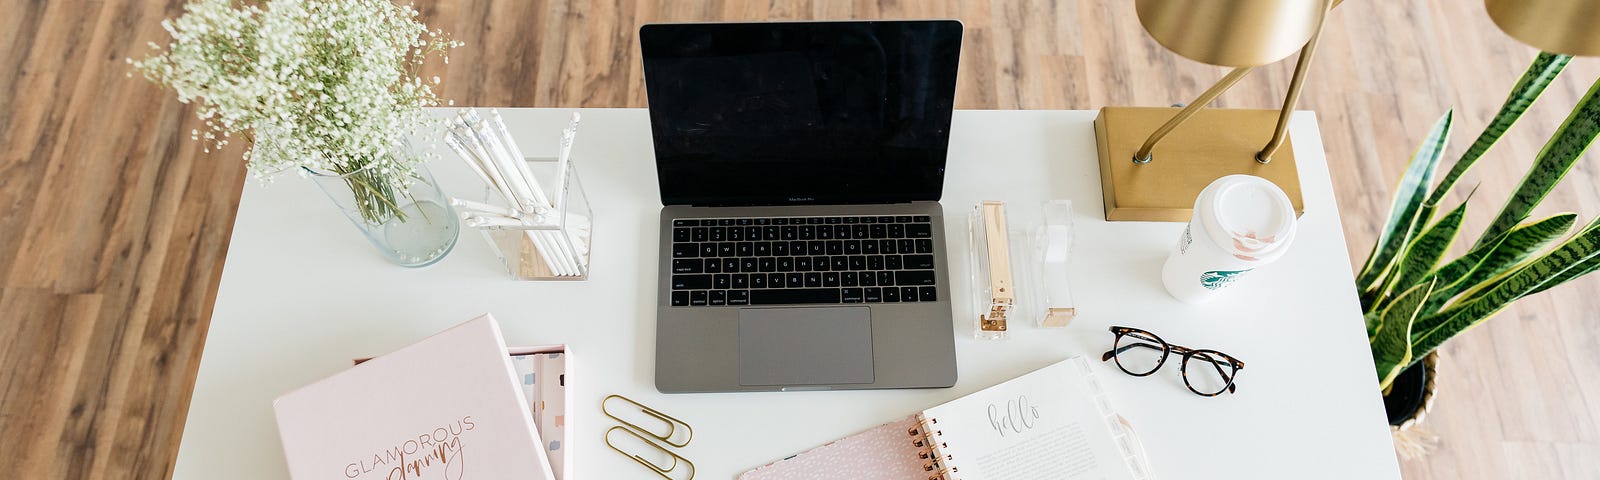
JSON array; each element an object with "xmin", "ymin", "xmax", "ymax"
[{"xmin": 669, "ymin": 216, "xmax": 939, "ymax": 307}]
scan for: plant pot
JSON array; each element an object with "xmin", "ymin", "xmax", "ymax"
[
  {"xmin": 1383, "ymin": 351, "xmax": 1438, "ymax": 427},
  {"xmin": 1383, "ymin": 352, "xmax": 1439, "ymax": 459},
  {"xmin": 306, "ymin": 163, "xmax": 460, "ymax": 267}
]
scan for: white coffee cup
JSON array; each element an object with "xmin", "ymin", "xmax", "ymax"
[{"xmin": 1161, "ymin": 175, "xmax": 1297, "ymax": 303}]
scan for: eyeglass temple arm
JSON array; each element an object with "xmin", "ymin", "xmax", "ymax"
[
  {"xmin": 1191, "ymin": 353, "xmax": 1239, "ymax": 394},
  {"xmin": 1208, "ymin": 358, "xmax": 1238, "ymax": 394}
]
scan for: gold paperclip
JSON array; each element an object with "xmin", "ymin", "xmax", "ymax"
[
  {"xmin": 605, "ymin": 426, "xmax": 696, "ymax": 480},
  {"xmin": 601, "ymin": 394, "xmax": 694, "ymax": 448}
]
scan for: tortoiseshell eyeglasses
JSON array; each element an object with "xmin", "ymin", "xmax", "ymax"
[{"xmin": 1101, "ymin": 326, "xmax": 1245, "ymax": 397}]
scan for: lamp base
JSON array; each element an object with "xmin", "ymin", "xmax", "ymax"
[{"xmin": 1094, "ymin": 106, "xmax": 1305, "ymax": 222}]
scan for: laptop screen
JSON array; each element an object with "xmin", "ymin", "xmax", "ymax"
[{"xmin": 641, "ymin": 21, "xmax": 962, "ymax": 206}]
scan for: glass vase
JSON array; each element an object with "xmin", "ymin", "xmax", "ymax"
[{"xmin": 305, "ymin": 162, "xmax": 460, "ymax": 267}]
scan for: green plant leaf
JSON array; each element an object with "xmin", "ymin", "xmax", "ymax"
[
  {"xmin": 1427, "ymin": 52, "xmax": 1570, "ymax": 207},
  {"xmin": 1373, "ymin": 279, "xmax": 1435, "ymax": 391},
  {"xmin": 1365, "ymin": 309, "xmax": 1381, "ymax": 340},
  {"xmin": 1413, "ymin": 215, "xmax": 1578, "ymax": 335},
  {"xmin": 1423, "ymin": 213, "xmax": 1577, "ymax": 316},
  {"xmin": 1356, "ymin": 111, "xmax": 1454, "ymax": 293},
  {"xmin": 1387, "ymin": 199, "xmax": 1470, "ymax": 297},
  {"xmin": 1527, "ymin": 215, "xmax": 1600, "ymax": 296},
  {"xmin": 1411, "ymin": 218, "xmax": 1600, "ymax": 364},
  {"xmin": 1477, "ymin": 76, "xmax": 1600, "ymax": 246}
]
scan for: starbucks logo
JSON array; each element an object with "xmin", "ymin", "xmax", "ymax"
[{"xmin": 1200, "ymin": 269, "xmax": 1252, "ymax": 290}]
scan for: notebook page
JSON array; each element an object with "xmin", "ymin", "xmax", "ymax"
[{"xmin": 921, "ymin": 357, "xmax": 1137, "ymax": 480}]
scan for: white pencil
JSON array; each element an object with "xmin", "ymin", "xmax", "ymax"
[
  {"xmin": 551, "ymin": 115, "xmax": 587, "ymax": 276},
  {"xmin": 544, "ymin": 227, "xmax": 582, "ymax": 276},
  {"xmin": 550, "ymin": 113, "xmax": 584, "ymax": 275},
  {"xmin": 529, "ymin": 207, "xmax": 580, "ymax": 275},
  {"xmin": 467, "ymin": 114, "xmax": 548, "ymax": 213},
  {"xmin": 487, "ymin": 109, "xmax": 547, "ymax": 206},
  {"xmin": 530, "ymin": 230, "xmax": 573, "ymax": 276},
  {"xmin": 449, "ymin": 198, "xmax": 521, "ymax": 218},
  {"xmin": 552, "ymin": 112, "xmax": 580, "ymax": 212},
  {"xmin": 492, "ymin": 119, "xmax": 549, "ymax": 209},
  {"xmin": 520, "ymin": 229, "xmax": 567, "ymax": 276},
  {"xmin": 451, "ymin": 124, "xmax": 525, "ymax": 213},
  {"xmin": 463, "ymin": 215, "xmax": 532, "ymax": 228},
  {"xmin": 531, "ymin": 229, "xmax": 575, "ymax": 276},
  {"xmin": 453, "ymin": 114, "xmax": 524, "ymax": 207},
  {"xmin": 445, "ymin": 135, "xmax": 519, "ymax": 210}
]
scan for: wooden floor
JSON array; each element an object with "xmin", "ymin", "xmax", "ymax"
[{"xmin": 2, "ymin": 0, "xmax": 1598, "ymax": 478}]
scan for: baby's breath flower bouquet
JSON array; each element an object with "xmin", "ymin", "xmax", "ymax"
[{"xmin": 132, "ymin": 0, "xmax": 460, "ymax": 226}]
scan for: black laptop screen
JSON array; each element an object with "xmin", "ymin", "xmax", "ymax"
[{"xmin": 641, "ymin": 21, "xmax": 962, "ymax": 206}]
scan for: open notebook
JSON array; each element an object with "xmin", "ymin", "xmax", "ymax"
[{"xmin": 740, "ymin": 357, "xmax": 1152, "ymax": 480}]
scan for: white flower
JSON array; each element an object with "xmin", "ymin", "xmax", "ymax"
[{"xmin": 131, "ymin": 0, "xmax": 459, "ymax": 224}]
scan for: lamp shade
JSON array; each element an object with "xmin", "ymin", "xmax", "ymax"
[
  {"xmin": 1135, "ymin": 0, "xmax": 1327, "ymax": 67},
  {"xmin": 1486, "ymin": 0, "xmax": 1600, "ymax": 57}
]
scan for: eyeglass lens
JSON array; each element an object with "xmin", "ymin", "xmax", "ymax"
[
  {"xmin": 1113, "ymin": 330, "xmax": 1166, "ymax": 376},
  {"xmin": 1183, "ymin": 350, "xmax": 1235, "ymax": 396}
]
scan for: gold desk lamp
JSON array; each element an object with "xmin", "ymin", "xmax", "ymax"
[
  {"xmin": 1485, "ymin": 0, "xmax": 1600, "ymax": 56},
  {"xmin": 1095, "ymin": 0, "xmax": 1337, "ymax": 221}
]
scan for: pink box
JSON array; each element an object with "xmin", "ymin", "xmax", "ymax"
[{"xmin": 274, "ymin": 314, "xmax": 573, "ymax": 480}]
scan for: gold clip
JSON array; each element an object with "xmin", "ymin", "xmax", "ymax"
[
  {"xmin": 605, "ymin": 426, "xmax": 696, "ymax": 480},
  {"xmin": 602, "ymin": 394, "xmax": 694, "ymax": 448}
]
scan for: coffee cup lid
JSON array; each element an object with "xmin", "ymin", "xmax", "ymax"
[{"xmin": 1200, "ymin": 175, "xmax": 1297, "ymax": 262}]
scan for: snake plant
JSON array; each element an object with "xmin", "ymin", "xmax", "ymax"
[{"xmin": 1361, "ymin": 52, "xmax": 1600, "ymax": 392}]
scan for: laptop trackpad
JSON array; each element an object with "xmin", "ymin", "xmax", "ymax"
[{"xmin": 738, "ymin": 307, "xmax": 874, "ymax": 386}]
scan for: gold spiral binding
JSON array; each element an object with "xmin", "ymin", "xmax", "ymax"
[{"xmin": 907, "ymin": 415, "xmax": 958, "ymax": 480}]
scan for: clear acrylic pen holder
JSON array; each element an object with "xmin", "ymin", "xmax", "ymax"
[
  {"xmin": 967, "ymin": 201, "xmax": 1076, "ymax": 337},
  {"xmin": 479, "ymin": 157, "xmax": 593, "ymax": 280}
]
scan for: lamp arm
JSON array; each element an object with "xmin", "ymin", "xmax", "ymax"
[
  {"xmin": 1258, "ymin": 0, "xmax": 1335, "ymax": 164},
  {"xmin": 1133, "ymin": 66, "xmax": 1256, "ymax": 164}
]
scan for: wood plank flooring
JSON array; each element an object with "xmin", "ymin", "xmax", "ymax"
[{"xmin": 2, "ymin": 0, "xmax": 1598, "ymax": 478}]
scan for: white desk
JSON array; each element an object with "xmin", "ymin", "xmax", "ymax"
[{"xmin": 174, "ymin": 109, "xmax": 1400, "ymax": 479}]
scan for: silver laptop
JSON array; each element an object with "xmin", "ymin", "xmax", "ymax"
[{"xmin": 642, "ymin": 20, "xmax": 963, "ymax": 393}]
